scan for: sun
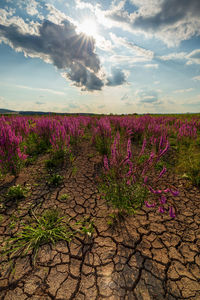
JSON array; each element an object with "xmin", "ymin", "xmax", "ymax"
[{"xmin": 78, "ymin": 19, "xmax": 98, "ymax": 38}]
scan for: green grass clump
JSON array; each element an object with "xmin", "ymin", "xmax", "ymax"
[
  {"xmin": 24, "ymin": 133, "xmax": 50, "ymax": 158},
  {"xmin": 48, "ymin": 174, "xmax": 63, "ymax": 186},
  {"xmin": 59, "ymin": 193, "xmax": 69, "ymax": 201},
  {"xmin": 3, "ymin": 210, "xmax": 72, "ymax": 263},
  {"xmin": 175, "ymin": 142, "xmax": 200, "ymax": 187},
  {"xmin": 6, "ymin": 184, "xmax": 28, "ymax": 200},
  {"xmin": 100, "ymin": 171, "xmax": 149, "ymax": 215}
]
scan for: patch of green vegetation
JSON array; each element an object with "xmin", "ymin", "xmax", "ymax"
[
  {"xmin": 25, "ymin": 156, "xmax": 37, "ymax": 166},
  {"xmin": 6, "ymin": 184, "xmax": 28, "ymax": 201},
  {"xmin": 0, "ymin": 214, "xmax": 4, "ymax": 224},
  {"xmin": 94, "ymin": 136, "xmax": 111, "ymax": 157},
  {"xmin": 45, "ymin": 149, "xmax": 65, "ymax": 170},
  {"xmin": 107, "ymin": 213, "xmax": 117, "ymax": 227},
  {"xmin": 71, "ymin": 166, "xmax": 78, "ymax": 176},
  {"xmin": 3, "ymin": 209, "xmax": 72, "ymax": 264},
  {"xmin": 75, "ymin": 216, "xmax": 94, "ymax": 237},
  {"xmin": 138, "ymin": 154, "xmax": 149, "ymax": 165},
  {"xmin": 59, "ymin": 193, "xmax": 69, "ymax": 201},
  {"xmin": 24, "ymin": 133, "xmax": 50, "ymax": 157},
  {"xmin": 48, "ymin": 174, "xmax": 63, "ymax": 187},
  {"xmin": 176, "ymin": 142, "xmax": 200, "ymax": 187},
  {"xmin": 100, "ymin": 172, "xmax": 149, "ymax": 215},
  {"xmin": 45, "ymin": 149, "xmax": 74, "ymax": 171}
]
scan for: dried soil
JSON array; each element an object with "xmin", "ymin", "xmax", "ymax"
[{"xmin": 0, "ymin": 142, "xmax": 200, "ymax": 300}]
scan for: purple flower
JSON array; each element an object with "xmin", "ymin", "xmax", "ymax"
[
  {"xmin": 154, "ymin": 189, "xmax": 162, "ymax": 194},
  {"xmin": 160, "ymin": 195, "xmax": 167, "ymax": 204},
  {"xmin": 148, "ymin": 186, "xmax": 156, "ymax": 194},
  {"xmin": 145, "ymin": 201, "xmax": 156, "ymax": 208},
  {"xmin": 139, "ymin": 138, "xmax": 146, "ymax": 156},
  {"xmin": 127, "ymin": 138, "xmax": 132, "ymax": 159},
  {"xmin": 158, "ymin": 167, "xmax": 167, "ymax": 179},
  {"xmin": 170, "ymin": 189, "xmax": 179, "ymax": 196},
  {"xmin": 169, "ymin": 206, "xmax": 176, "ymax": 218},
  {"xmin": 103, "ymin": 155, "xmax": 109, "ymax": 170},
  {"xmin": 158, "ymin": 206, "xmax": 165, "ymax": 213}
]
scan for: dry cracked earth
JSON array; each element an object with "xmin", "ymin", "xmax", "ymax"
[{"xmin": 0, "ymin": 142, "xmax": 200, "ymax": 300}]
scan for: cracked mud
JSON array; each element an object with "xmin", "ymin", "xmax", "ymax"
[{"xmin": 0, "ymin": 142, "xmax": 200, "ymax": 300}]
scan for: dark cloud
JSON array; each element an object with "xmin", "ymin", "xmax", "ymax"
[
  {"xmin": 106, "ymin": 67, "xmax": 127, "ymax": 86},
  {"xmin": 107, "ymin": 0, "xmax": 200, "ymax": 45},
  {"xmin": 133, "ymin": 0, "xmax": 200, "ymax": 30},
  {"xmin": 66, "ymin": 62, "xmax": 104, "ymax": 91},
  {"xmin": 0, "ymin": 19, "xmax": 103, "ymax": 91}
]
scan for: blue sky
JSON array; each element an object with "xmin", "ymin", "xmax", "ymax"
[{"xmin": 0, "ymin": 0, "xmax": 200, "ymax": 114}]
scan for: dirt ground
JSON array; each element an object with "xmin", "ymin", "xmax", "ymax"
[{"xmin": 0, "ymin": 142, "xmax": 200, "ymax": 300}]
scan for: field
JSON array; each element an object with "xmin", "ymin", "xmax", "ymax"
[{"xmin": 0, "ymin": 114, "xmax": 200, "ymax": 299}]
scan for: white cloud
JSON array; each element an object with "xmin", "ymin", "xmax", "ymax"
[
  {"xmin": 186, "ymin": 49, "xmax": 200, "ymax": 65},
  {"xmin": 0, "ymin": 8, "xmax": 40, "ymax": 36},
  {"xmin": 110, "ymin": 33, "xmax": 154, "ymax": 60},
  {"xmin": 26, "ymin": 0, "xmax": 38, "ymax": 16},
  {"xmin": 144, "ymin": 64, "xmax": 158, "ymax": 69},
  {"xmin": 192, "ymin": 76, "xmax": 200, "ymax": 81},
  {"xmin": 14, "ymin": 84, "xmax": 66, "ymax": 95},
  {"xmin": 159, "ymin": 52, "xmax": 187, "ymax": 61},
  {"xmin": 159, "ymin": 49, "xmax": 200, "ymax": 65},
  {"xmin": 110, "ymin": 54, "xmax": 155, "ymax": 65},
  {"xmin": 173, "ymin": 88, "xmax": 194, "ymax": 94},
  {"xmin": 75, "ymin": 0, "xmax": 95, "ymax": 11},
  {"xmin": 45, "ymin": 3, "xmax": 70, "ymax": 25}
]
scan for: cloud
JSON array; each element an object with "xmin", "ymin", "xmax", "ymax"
[
  {"xmin": 140, "ymin": 95, "xmax": 158, "ymax": 103},
  {"xmin": 159, "ymin": 50, "xmax": 200, "ymax": 65},
  {"xmin": 173, "ymin": 88, "xmax": 194, "ymax": 93},
  {"xmin": 35, "ymin": 101, "xmax": 45, "ymax": 105},
  {"xmin": 192, "ymin": 76, "xmax": 200, "ymax": 81},
  {"xmin": 159, "ymin": 52, "xmax": 187, "ymax": 61},
  {"xmin": 26, "ymin": 0, "xmax": 38, "ymax": 16},
  {"xmin": 104, "ymin": 0, "xmax": 200, "ymax": 46},
  {"xmin": 13, "ymin": 84, "xmax": 66, "ymax": 95},
  {"xmin": 75, "ymin": 0, "xmax": 95, "ymax": 11},
  {"xmin": 45, "ymin": 3, "xmax": 71, "ymax": 25},
  {"xmin": 0, "ymin": 18, "xmax": 104, "ymax": 91},
  {"xmin": 110, "ymin": 33, "xmax": 154, "ymax": 61},
  {"xmin": 106, "ymin": 68, "xmax": 127, "ymax": 86},
  {"xmin": 121, "ymin": 93, "xmax": 129, "ymax": 101},
  {"xmin": 109, "ymin": 54, "xmax": 150, "ymax": 65},
  {"xmin": 144, "ymin": 64, "xmax": 158, "ymax": 69},
  {"xmin": 136, "ymin": 89, "xmax": 160, "ymax": 104},
  {"xmin": 61, "ymin": 63, "xmax": 104, "ymax": 91},
  {"xmin": 187, "ymin": 49, "xmax": 200, "ymax": 65}
]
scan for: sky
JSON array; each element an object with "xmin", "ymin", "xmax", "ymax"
[{"xmin": 0, "ymin": 0, "xmax": 200, "ymax": 114}]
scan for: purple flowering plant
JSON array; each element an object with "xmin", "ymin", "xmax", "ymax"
[{"xmin": 100, "ymin": 131, "xmax": 179, "ymax": 217}]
